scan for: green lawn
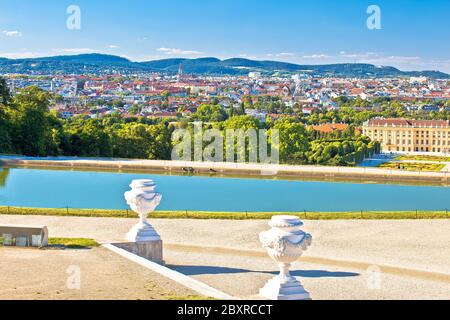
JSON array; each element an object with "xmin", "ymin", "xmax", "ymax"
[
  {"xmin": 0, "ymin": 206, "xmax": 137, "ymax": 218},
  {"xmin": 0, "ymin": 236, "xmax": 99, "ymax": 248},
  {"xmin": 0, "ymin": 206, "xmax": 448, "ymax": 220},
  {"xmin": 378, "ymin": 161, "xmax": 445, "ymax": 172},
  {"xmin": 47, "ymin": 238, "xmax": 99, "ymax": 249},
  {"xmin": 395, "ymin": 155, "xmax": 450, "ymax": 162}
]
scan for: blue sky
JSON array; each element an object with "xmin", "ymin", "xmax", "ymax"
[{"xmin": 0, "ymin": 0, "xmax": 449, "ymax": 72}]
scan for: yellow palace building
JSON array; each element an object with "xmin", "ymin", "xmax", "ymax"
[{"xmin": 362, "ymin": 118, "xmax": 450, "ymax": 154}]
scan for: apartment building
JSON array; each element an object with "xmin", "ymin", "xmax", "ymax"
[{"xmin": 362, "ymin": 118, "xmax": 450, "ymax": 154}]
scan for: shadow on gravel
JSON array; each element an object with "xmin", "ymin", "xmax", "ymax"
[{"xmin": 169, "ymin": 265, "xmax": 359, "ymax": 278}]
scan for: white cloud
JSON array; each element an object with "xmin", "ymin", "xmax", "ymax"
[
  {"xmin": 339, "ymin": 52, "xmax": 372, "ymax": 59},
  {"xmin": 338, "ymin": 52, "xmax": 421, "ymax": 64},
  {"xmin": 108, "ymin": 45, "xmax": 120, "ymax": 49},
  {"xmin": 0, "ymin": 51, "xmax": 40, "ymax": 59},
  {"xmin": 339, "ymin": 53, "xmax": 448, "ymax": 72},
  {"xmin": 277, "ymin": 52, "xmax": 295, "ymax": 57},
  {"xmin": 302, "ymin": 54, "xmax": 330, "ymax": 59},
  {"xmin": 385, "ymin": 55, "xmax": 421, "ymax": 62},
  {"xmin": 157, "ymin": 47, "xmax": 203, "ymax": 56},
  {"xmin": 2, "ymin": 30, "xmax": 22, "ymax": 37},
  {"xmin": 359, "ymin": 55, "xmax": 422, "ymax": 65},
  {"xmin": 266, "ymin": 53, "xmax": 296, "ymax": 59},
  {"xmin": 239, "ymin": 53, "xmax": 258, "ymax": 59},
  {"xmin": 136, "ymin": 54, "xmax": 164, "ymax": 62},
  {"xmin": 53, "ymin": 48, "xmax": 96, "ymax": 54}
]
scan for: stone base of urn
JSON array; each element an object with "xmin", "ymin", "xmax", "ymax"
[
  {"xmin": 259, "ymin": 272, "xmax": 311, "ymax": 300},
  {"xmin": 126, "ymin": 221, "xmax": 161, "ymax": 243},
  {"xmin": 114, "ymin": 240, "xmax": 164, "ymax": 264}
]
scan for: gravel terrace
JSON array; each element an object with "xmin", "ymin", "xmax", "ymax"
[{"xmin": 1, "ymin": 215, "xmax": 450, "ymax": 299}]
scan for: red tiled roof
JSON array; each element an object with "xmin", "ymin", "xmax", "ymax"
[
  {"xmin": 313, "ymin": 123, "xmax": 349, "ymax": 133},
  {"xmin": 350, "ymin": 88, "xmax": 364, "ymax": 94}
]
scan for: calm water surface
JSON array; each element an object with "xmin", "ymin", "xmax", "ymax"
[{"xmin": 0, "ymin": 167, "xmax": 449, "ymax": 212}]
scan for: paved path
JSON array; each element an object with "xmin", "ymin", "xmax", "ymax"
[
  {"xmin": 164, "ymin": 245, "xmax": 450, "ymax": 300},
  {"xmin": 0, "ymin": 246, "xmax": 198, "ymax": 300},
  {"xmin": 1, "ymin": 215, "xmax": 450, "ymax": 299}
]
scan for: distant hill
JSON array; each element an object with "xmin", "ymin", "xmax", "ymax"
[
  {"xmin": 28, "ymin": 53, "xmax": 132, "ymax": 64},
  {"xmin": 0, "ymin": 53, "xmax": 448, "ymax": 79}
]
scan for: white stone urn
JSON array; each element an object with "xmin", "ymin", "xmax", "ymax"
[
  {"xmin": 124, "ymin": 179, "xmax": 162, "ymax": 242},
  {"xmin": 259, "ymin": 215, "xmax": 312, "ymax": 300}
]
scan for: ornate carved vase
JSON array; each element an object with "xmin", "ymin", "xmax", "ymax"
[
  {"xmin": 259, "ymin": 215, "xmax": 312, "ymax": 300},
  {"xmin": 124, "ymin": 179, "xmax": 162, "ymax": 242}
]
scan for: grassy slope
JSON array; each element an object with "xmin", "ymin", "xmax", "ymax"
[{"xmin": 0, "ymin": 206, "xmax": 449, "ymax": 220}]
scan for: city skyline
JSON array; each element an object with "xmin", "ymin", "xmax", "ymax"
[{"xmin": 0, "ymin": 0, "xmax": 449, "ymax": 72}]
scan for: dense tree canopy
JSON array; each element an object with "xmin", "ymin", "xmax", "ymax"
[
  {"xmin": 0, "ymin": 78, "xmax": 11, "ymax": 106},
  {"xmin": 0, "ymin": 79, "xmax": 12, "ymax": 153},
  {"xmin": 193, "ymin": 104, "xmax": 228, "ymax": 122},
  {"xmin": 221, "ymin": 115, "xmax": 260, "ymax": 131},
  {"xmin": 9, "ymin": 87, "xmax": 53, "ymax": 156},
  {"xmin": 305, "ymin": 137, "xmax": 380, "ymax": 166},
  {"xmin": 0, "ymin": 82, "xmax": 381, "ymax": 166},
  {"xmin": 0, "ymin": 84, "xmax": 175, "ymax": 159},
  {"xmin": 273, "ymin": 118, "xmax": 309, "ymax": 163}
]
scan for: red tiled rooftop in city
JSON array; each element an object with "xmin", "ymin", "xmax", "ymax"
[{"xmin": 312, "ymin": 123, "xmax": 349, "ymax": 133}]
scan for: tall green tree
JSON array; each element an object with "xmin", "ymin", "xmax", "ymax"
[
  {"xmin": 273, "ymin": 118, "xmax": 310, "ymax": 163},
  {"xmin": 194, "ymin": 104, "xmax": 228, "ymax": 122},
  {"xmin": 0, "ymin": 77, "xmax": 13, "ymax": 153},
  {"xmin": 10, "ymin": 86, "xmax": 53, "ymax": 156},
  {"xmin": 63, "ymin": 118, "xmax": 112, "ymax": 157},
  {"xmin": 111, "ymin": 123, "xmax": 172, "ymax": 159},
  {"xmin": 0, "ymin": 78, "xmax": 11, "ymax": 105}
]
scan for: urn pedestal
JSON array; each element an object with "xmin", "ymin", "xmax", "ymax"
[
  {"xmin": 122, "ymin": 179, "xmax": 164, "ymax": 263},
  {"xmin": 259, "ymin": 215, "xmax": 312, "ymax": 300},
  {"xmin": 126, "ymin": 219, "xmax": 161, "ymax": 242},
  {"xmin": 114, "ymin": 241, "xmax": 163, "ymax": 264}
]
